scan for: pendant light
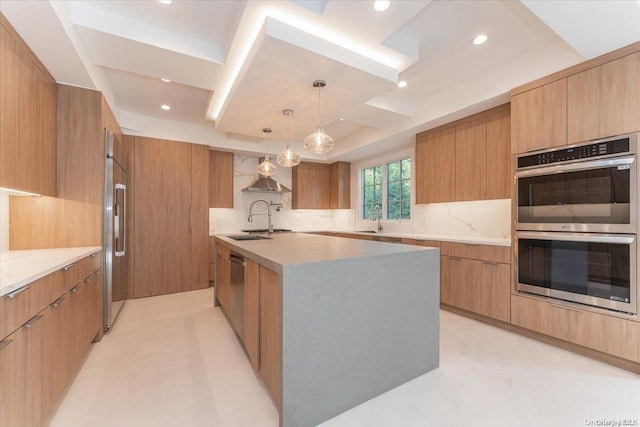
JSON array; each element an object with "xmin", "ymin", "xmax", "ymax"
[
  {"xmin": 304, "ymin": 80, "xmax": 335, "ymax": 154},
  {"xmin": 277, "ymin": 109, "xmax": 301, "ymax": 167},
  {"xmin": 257, "ymin": 128, "xmax": 277, "ymax": 177}
]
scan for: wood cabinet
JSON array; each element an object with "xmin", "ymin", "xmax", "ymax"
[
  {"xmin": 133, "ymin": 137, "xmax": 209, "ymax": 298},
  {"xmin": 215, "ymin": 243, "xmax": 231, "ymax": 314},
  {"xmin": 415, "ymin": 104, "xmax": 510, "ymax": 203},
  {"xmin": 0, "ymin": 15, "xmax": 56, "ymax": 196},
  {"xmin": 259, "ymin": 265, "xmax": 281, "ymax": 406},
  {"xmin": 329, "ymin": 162, "xmax": 351, "ymax": 209},
  {"xmin": 0, "ymin": 314, "xmax": 44, "ymax": 427},
  {"xmin": 511, "ymin": 294, "xmax": 640, "ymax": 363},
  {"xmin": 0, "ymin": 252, "xmax": 102, "ymax": 427},
  {"xmin": 567, "ymin": 52, "xmax": 640, "ymax": 143},
  {"xmin": 292, "ymin": 161, "xmax": 351, "ymax": 209},
  {"xmin": 440, "ymin": 242, "xmax": 511, "ymax": 323},
  {"xmin": 455, "ymin": 117, "xmax": 487, "ymax": 201},
  {"xmin": 209, "ymin": 150, "xmax": 234, "ymax": 208},
  {"xmin": 511, "ymin": 79, "xmax": 567, "ymax": 154},
  {"xmin": 292, "ymin": 161, "xmax": 330, "ymax": 209},
  {"xmin": 486, "ymin": 109, "xmax": 511, "ymax": 199},
  {"xmin": 244, "ymin": 259, "xmax": 260, "ymax": 370}
]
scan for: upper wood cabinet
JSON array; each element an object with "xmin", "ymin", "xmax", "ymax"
[
  {"xmin": 567, "ymin": 52, "xmax": 640, "ymax": 144},
  {"xmin": 329, "ymin": 161, "xmax": 351, "ymax": 209},
  {"xmin": 191, "ymin": 144, "xmax": 210, "ymax": 291},
  {"xmin": 486, "ymin": 109, "xmax": 512, "ymax": 200},
  {"xmin": 0, "ymin": 15, "xmax": 56, "ymax": 196},
  {"xmin": 455, "ymin": 117, "xmax": 487, "ymax": 201},
  {"xmin": 293, "ymin": 161, "xmax": 330, "ymax": 209},
  {"xmin": 415, "ymin": 104, "xmax": 510, "ymax": 203},
  {"xmin": 511, "ymin": 78, "xmax": 567, "ymax": 155},
  {"xmin": 209, "ymin": 150, "xmax": 234, "ymax": 208}
]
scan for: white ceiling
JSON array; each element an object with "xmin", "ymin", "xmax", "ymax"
[{"xmin": 1, "ymin": 0, "xmax": 639, "ymax": 162}]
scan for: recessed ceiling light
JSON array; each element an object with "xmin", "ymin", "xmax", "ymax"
[
  {"xmin": 161, "ymin": 104, "xmax": 171, "ymax": 111},
  {"xmin": 397, "ymin": 80, "xmax": 407, "ymax": 88},
  {"xmin": 339, "ymin": 118, "xmax": 344, "ymax": 121},
  {"xmin": 374, "ymin": 0, "xmax": 390, "ymax": 11},
  {"xmin": 161, "ymin": 78, "xmax": 171, "ymax": 83},
  {"xmin": 473, "ymin": 34, "xmax": 488, "ymax": 45},
  {"xmin": 158, "ymin": 0, "xmax": 172, "ymax": 5}
]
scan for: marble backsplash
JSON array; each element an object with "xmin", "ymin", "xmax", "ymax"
[{"xmin": 210, "ymin": 155, "xmax": 510, "ymax": 239}]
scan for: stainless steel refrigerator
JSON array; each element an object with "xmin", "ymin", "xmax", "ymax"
[{"xmin": 103, "ymin": 130, "xmax": 128, "ymax": 331}]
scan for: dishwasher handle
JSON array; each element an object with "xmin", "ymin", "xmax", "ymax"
[{"xmin": 229, "ymin": 254, "xmax": 245, "ymax": 266}]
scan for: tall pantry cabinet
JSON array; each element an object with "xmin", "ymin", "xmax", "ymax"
[{"xmin": 132, "ymin": 137, "xmax": 209, "ymax": 298}]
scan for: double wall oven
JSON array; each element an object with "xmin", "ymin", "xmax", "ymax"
[{"xmin": 514, "ymin": 133, "xmax": 638, "ymax": 314}]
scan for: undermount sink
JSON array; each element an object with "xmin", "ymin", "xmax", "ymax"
[
  {"xmin": 228, "ymin": 235, "xmax": 272, "ymax": 241},
  {"xmin": 355, "ymin": 230, "xmax": 377, "ymax": 233}
]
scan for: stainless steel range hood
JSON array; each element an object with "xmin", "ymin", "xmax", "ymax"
[{"xmin": 242, "ymin": 158, "xmax": 291, "ymax": 193}]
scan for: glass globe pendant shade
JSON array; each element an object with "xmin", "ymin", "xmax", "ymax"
[
  {"xmin": 277, "ymin": 145, "xmax": 301, "ymax": 167},
  {"xmin": 257, "ymin": 155, "xmax": 277, "ymax": 177},
  {"xmin": 304, "ymin": 127, "xmax": 335, "ymax": 154}
]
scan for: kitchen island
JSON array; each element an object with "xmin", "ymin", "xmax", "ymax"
[{"xmin": 214, "ymin": 232, "xmax": 440, "ymax": 427}]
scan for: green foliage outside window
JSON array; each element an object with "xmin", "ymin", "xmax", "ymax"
[
  {"xmin": 387, "ymin": 158, "xmax": 411, "ymax": 220},
  {"xmin": 362, "ymin": 165, "xmax": 382, "ymax": 220}
]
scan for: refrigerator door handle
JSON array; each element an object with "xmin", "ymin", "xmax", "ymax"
[{"xmin": 115, "ymin": 183, "xmax": 126, "ymax": 257}]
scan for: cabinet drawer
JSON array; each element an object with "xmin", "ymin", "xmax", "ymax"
[
  {"xmin": 440, "ymin": 241, "xmax": 510, "ymax": 264},
  {"xmin": 511, "ymin": 295, "xmax": 640, "ymax": 363},
  {"xmin": 85, "ymin": 251, "xmax": 102, "ymax": 275},
  {"xmin": 0, "ymin": 283, "xmax": 35, "ymax": 340}
]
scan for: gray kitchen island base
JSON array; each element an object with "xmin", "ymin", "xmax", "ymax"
[{"xmin": 282, "ymin": 249, "xmax": 439, "ymax": 426}]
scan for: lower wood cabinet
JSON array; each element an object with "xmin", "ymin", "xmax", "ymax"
[
  {"xmin": 244, "ymin": 259, "xmax": 259, "ymax": 370},
  {"xmin": 440, "ymin": 243, "xmax": 511, "ymax": 323},
  {"xmin": 0, "ymin": 252, "xmax": 103, "ymax": 427},
  {"xmin": 0, "ymin": 314, "xmax": 44, "ymax": 427},
  {"xmin": 258, "ymin": 265, "xmax": 281, "ymax": 407},
  {"xmin": 511, "ymin": 294, "xmax": 640, "ymax": 363},
  {"xmin": 215, "ymin": 244, "xmax": 231, "ymax": 315}
]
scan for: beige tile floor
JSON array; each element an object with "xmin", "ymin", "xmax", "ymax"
[{"xmin": 50, "ymin": 288, "xmax": 640, "ymax": 427}]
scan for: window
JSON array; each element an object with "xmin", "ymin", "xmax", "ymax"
[
  {"xmin": 387, "ymin": 158, "xmax": 411, "ymax": 220},
  {"xmin": 361, "ymin": 158, "xmax": 411, "ymax": 221},
  {"xmin": 362, "ymin": 165, "xmax": 382, "ymax": 220}
]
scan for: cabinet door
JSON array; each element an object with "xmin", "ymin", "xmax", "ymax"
[
  {"xmin": 511, "ymin": 79, "xmax": 567, "ymax": 154},
  {"xmin": 486, "ymin": 109, "xmax": 511, "ymax": 200},
  {"xmin": 216, "ymin": 254, "xmax": 230, "ymax": 314},
  {"xmin": 134, "ymin": 137, "xmax": 192, "ymax": 298},
  {"xmin": 0, "ymin": 314, "xmax": 44, "ymax": 427},
  {"xmin": 455, "ymin": 117, "xmax": 487, "ymax": 201},
  {"xmin": 567, "ymin": 52, "xmax": 640, "ymax": 143},
  {"xmin": 329, "ymin": 162, "xmax": 351, "ymax": 209},
  {"xmin": 432, "ymin": 127, "xmax": 456, "ymax": 203},
  {"xmin": 415, "ymin": 133, "xmax": 434, "ymax": 204},
  {"xmin": 191, "ymin": 144, "xmax": 210, "ymax": 290},
  {"xmin": 209, "ymin": 150, "xmax": 234, "ymax": 208},
  {"xmin": 259, "ymin": 266, "xmax": 281, "ymax": 406},
  {"xmin": 244, "ymin": 259, "xmax": 260, "ymax": 370},
  {"xmin": 0, "ymin": 24, "xmax": 20, "ymax": 190},
  {"xmin": 42, "ymin": 296, "xmax": 71, "ymax": 421},
  {"xmin": 440, "ymin": 256, "xmax": 474, "ymax": 309},
  {"xmin": 292, "ymin": 162, "xmax": 330, "ymax": 209},
  {"xmin": 473, "ymin": 261, "xmax": 510, "ymax": 323}
]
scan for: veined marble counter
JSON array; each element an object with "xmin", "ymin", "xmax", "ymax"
[
  {"xmin": 0, "ymin": 247, "xmax": 102, "ymax": 297},
  {"xmin": 215, "ymin": 233, "xmax": 439, "ymax": 426},
  {"xmin": 212, "ymin": 229, "xmax": 510, "ymax": 247}
]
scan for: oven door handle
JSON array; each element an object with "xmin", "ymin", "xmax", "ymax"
[
  {"xmin": 515, "ymin": 156, "xmax": 635, "ymax": 178},
  {"xmin": 516, "ymin": 231, "xmax": 635, "ymax": 244}
]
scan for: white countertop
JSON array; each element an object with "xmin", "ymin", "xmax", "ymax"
[
  {"xmin": 215, "ymin": 233, "xmax": 434, "ymax": 274},
  {"xmin": 0, "ymin": 246, "xmax": 102, "ymax": 297},
  {"xmin": 211, "ymin": 230, "xmax": 510, "ymax": 247}
]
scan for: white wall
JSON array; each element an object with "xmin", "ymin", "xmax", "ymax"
[
  {"xmin": 0, "ymin": 192, "xmax": 8, "ymax": 251},
  {"xmin": 209, "ymin": 155, "xmax": 356, "ymax": 234},
  {"xmin": 350, "ymin": 147, "xmax": 511, "ymax": 239}
]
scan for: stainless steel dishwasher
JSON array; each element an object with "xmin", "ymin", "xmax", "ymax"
[{"xmin": 229, "ymin": 252, "xmax": 245, "ymax": 340}]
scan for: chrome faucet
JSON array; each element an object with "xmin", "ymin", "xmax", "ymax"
[
  {"xmin": 248, "ymin": 199, "xmax": 273, "ymax": 234},
  {"xmin": 371, "ymin": 205, "xmax": 383, "ymax": 232}
]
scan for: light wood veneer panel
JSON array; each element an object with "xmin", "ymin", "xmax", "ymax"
[
  {"xmin": 567, "ymin": 52, "xmax": 640, "ymax": 143},
  {"xmin": 259, "ymin": 265, "xmax": 281, "ymax": 407},
  {"xmin": 440, "ymin": 241, "xmax": 510, "ymax": 264},
  {"xmin": 486, "ymin": 109, "xmax": 511, "ymax": 199},
  {"xmin": 329, "ymin": 161, "xmax": 351, "ymax": 209},
  {"xmin": 432, "ymin": 127, "xmax": 456, "ymax": 202},
  {"xmin": 511, "ymin": 79, "xmax": 567, "ymax": 154},
  {"xmin": 455, "ymin": 117, "xmax": 487, "ymax": 201},
  {"xmin": 191, "ymin": 144, "xmax": 210, "ymax": 291},
  {"xmin": 244, "ymin": 259, "xmax": 260, "ymax": 371},
  {"xmin": 209, "ymin": 150, "xmax": 234, "ymax": 208},
  {"xmin": 0, "ymin": 24, "xmax": 20, "ymax": 190}
]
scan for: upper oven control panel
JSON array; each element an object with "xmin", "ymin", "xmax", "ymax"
[{"xmin": 517, "ymin": 136, "xmax": 631, "ymax": 169}]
